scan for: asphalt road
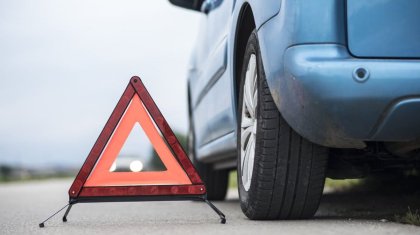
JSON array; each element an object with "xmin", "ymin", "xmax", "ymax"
[{"xmin": 1, "ymin": 179, "xmax": 419, "ymax": 235}]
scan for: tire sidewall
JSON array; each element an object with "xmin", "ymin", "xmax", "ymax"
[{"xmin": 237, "ymin": 31, "xmax": 263, "ymax": 212}]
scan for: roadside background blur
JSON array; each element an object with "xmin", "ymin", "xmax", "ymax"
[{"xmin": 0, "ymin": 0, "xmax": 201, "ymax": 180}]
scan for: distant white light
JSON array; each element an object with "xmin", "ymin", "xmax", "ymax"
[
  {"xmin": 109, "ymin": 162, "xmax": 117, "ymax": 172},
  {"xmin": 129, "ymin": 160, "xmax": 143, "ymax": 172}
]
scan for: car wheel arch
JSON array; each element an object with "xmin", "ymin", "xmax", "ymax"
[{"xmin": 233, "ymin": 3, "xmax": 256, "ymax": 116}]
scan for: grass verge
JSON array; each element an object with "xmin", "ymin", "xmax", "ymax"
[
  {"xmin": 395, "ymin": 207, "xmax": 420, "ymax": 226},
  {"xmin": 229, "ymin": 171, "xmax": 362, "ymax": 191},
  {"xmin": 324, "ymin": 178, "xmax": 361, "ymax": 191},
  {"xmin": 229, "ymin": 171, "xmax": 237, "ymax": 189}
]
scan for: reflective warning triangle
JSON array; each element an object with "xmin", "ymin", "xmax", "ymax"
[{"xmin": 68, "ymin": 77, "xmax": 205, "ymax": 199}]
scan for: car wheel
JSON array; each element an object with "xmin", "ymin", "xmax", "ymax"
[
  {"xmin": 187, "ymin": 118, "xmax": 228, "ymax": 200},
  {"xmin": 237, "ymin": 30, "xmax": 328, "ymax": 219}
]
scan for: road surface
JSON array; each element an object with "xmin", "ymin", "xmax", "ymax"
[{"xmin": 0, "ymin": 179, "xmax": 419, "ymax": 234}]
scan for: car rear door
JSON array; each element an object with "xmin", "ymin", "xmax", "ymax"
[{"xmin": 190, "ymin": 0, "xmax": 236, "ymax": 154}]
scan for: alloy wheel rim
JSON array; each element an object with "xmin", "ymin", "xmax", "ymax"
[{"xmin": 240, "ymin": 53, "xmax": 258, "ymax": 191}]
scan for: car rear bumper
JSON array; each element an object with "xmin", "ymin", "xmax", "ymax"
[{"xmin": 279, "ymin": 44, "xmax": 420, "ymax": 148}]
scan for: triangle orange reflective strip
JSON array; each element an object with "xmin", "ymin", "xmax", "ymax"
[
  {"xmin": 68, "ymin": 76, "xmax": 204, "ymax": 199},
  {"xmin": 84, "ymin": 94, "xmax": 191, "ymax": 186}
]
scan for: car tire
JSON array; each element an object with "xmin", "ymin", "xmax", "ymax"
[
  {"xmin": 187, "ymin": 117, "xmax": 228, "ymax": 201},
  {"xmin": 237, "ymin": 30, "xmax": 328, "ymax": 219}
]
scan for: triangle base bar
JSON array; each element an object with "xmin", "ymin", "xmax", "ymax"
[
  {"xmin": 77, "ymin": 184, "xmax": 206, "ymax": 197},
  {"xmin": 38, "ymin": 196, "xmax": 226, "ymax": 227}
]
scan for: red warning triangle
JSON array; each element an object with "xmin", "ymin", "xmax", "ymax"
[{"xmin": 69, "ymin": 77, "xmax": 205, "ymax": 199}]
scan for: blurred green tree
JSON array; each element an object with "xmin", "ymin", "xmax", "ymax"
[
  {"xmin": 0, "ymin": 165, "xmax": 13, "ymax": 182},
  {"xmin": 149, "ymin": 131, "xmax": 187, "ymax": 170}
]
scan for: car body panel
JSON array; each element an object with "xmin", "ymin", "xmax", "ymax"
[
  {"xmin": 193, "ymin": 70, "xmax": 234, "ymax": 147},
  {"xmin": 347, "ymin": 0, "xmax": 420, "ymax": 58},
  {"xmin": 258, "ymin": 0, "xmax": 346, "ymax": 113},
  {"xmin": 188, "ymin": 0, "xmax": 234, "ymax": 161},
  {"xmin": 282, "ymin": 44, "xmax": 420, "ymax": 147},
  {"xmin": 372, "ymin": 98, "xmax": 420, "ymax": 140}
]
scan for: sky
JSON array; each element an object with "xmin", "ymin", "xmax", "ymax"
[{"xmin": 0, "ymin": 0, "xmax": 202, "ymax": 168}]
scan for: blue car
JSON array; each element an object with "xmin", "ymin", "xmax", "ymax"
[{"xmin": 170, "ymin": 0, "xmax": 420, "ymax": 219}]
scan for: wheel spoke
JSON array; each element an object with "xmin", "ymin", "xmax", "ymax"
[
  {"xmin": 246, "ymin": 135, "xmax": 255, "ymax": 181},
  {"xmin": 241, "ymin": 115, "xmax": 253, "ymax": 128},
  {"xmin": 242, "ymin": 133, "xmax": 255, "ymax": 188},
  {"xmin": 248, "ymin": 55, "xmax": 256, "ymax": 95},
  {"xmin": 244, "ymin": 82, "xmax": 254, "ymax": 118},
  {"xmin": 241, "ymin": 125, "xmax": 252, "ymax": 149},
  {"xmin": 244, "ymin": 55, "xmax": 256, "ymax": 118},
  {"xmin": 241, "ymin": 137, "xmax": 252, "ymax": 177}
]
